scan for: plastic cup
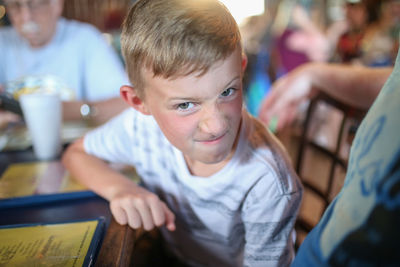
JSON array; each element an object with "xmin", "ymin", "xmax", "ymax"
[{"xmin": 20, "ymin": 93, "xmax": 62, "ymax": 160}]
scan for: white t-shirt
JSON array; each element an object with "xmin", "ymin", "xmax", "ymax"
[
  {"xmin": 0, "ymin": 18, "xmax": 129, "ymax": 101},
  {"xmin": 84, "ymin": 108, "xmax": 303, "ymax": 267}
]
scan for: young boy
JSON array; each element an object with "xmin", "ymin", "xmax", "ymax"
[{"xmin": 62, "ymin": 0, "xmax": 303, "ymax": 266}]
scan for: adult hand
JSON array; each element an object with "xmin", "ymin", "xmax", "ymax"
[
  {"xmin": 109, "ymin": 185, "xmax": 176, "ymax": 232},
  {"xmin": 258, "ymin": 64, "xmax": 318, "ymax": 132},
  {"xmin": 0, "ymin": 111, "xmax": 21, "ymax": 129},
  {"xmin": 0, "ymin": 85, "xmax": 22, "ymax": 129}
]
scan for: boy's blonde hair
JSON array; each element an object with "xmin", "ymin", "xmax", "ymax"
[{"xmin": 121, "ymin": 0, "xmax": 241, "ymax": 98}]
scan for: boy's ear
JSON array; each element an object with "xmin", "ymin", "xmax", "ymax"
[
  {"xmin": 241, "ymin": 53, "xmax": 248, "ymax": 73},
  {"xmin": 120, "ymin": 85, "xmax": 151, "ymax": 115}
]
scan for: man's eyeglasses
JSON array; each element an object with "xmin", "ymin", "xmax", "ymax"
[{"xmin": 4, "ymin": 0, "xmax": 52, "ymax": 14}]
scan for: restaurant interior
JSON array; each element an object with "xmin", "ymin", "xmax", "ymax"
[{"xmin": 0, "ymin": 0, "xmax": 399, "ymax": 265}]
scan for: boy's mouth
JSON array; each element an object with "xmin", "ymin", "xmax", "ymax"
[{"xmin": 198, "ymin": 132, "xmax": 227, "ymax": 145}]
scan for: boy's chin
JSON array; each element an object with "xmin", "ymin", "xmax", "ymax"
[{"xmin": 192, "ymin": 149, "xmax": 233, "ymax": 165}]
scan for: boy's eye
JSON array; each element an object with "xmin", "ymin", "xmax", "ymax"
[
  {"xmin": 177, "ymin": 102, "xmax": 194, "ymax": 110},
  {"xmin": 221, "ymin": 88, "xmax": 236, "ymax": 97}
]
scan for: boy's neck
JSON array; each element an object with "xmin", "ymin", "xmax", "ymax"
[{"xmin": 184, "ymin": 153, "xmax": 234, "ymax": 177}]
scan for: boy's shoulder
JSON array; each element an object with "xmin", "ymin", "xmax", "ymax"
[
  {"xmin": 242, "ymin": 111, "xmax": 285, "ymax": 158},
  {"xmin": 92, "ymin": 108, "xmax": 161, "ymax": 140},
  {"xmin": 240, "ymin": 111, "xmax": 301, "ymax": 195},
  {"xmin": 116, "ymin": 107, "xmax": 160, "ymax": 131}
]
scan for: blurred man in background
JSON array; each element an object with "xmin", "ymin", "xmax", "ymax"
[{"xmin": 0, "ymin": 0, "xmax": 129, "ymax": 127}]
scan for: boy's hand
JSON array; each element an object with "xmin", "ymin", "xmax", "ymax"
[{"xmin": 109, "ymin": 185, "xmax": 176, "ymax": 232}]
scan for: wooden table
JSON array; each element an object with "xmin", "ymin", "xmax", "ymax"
[{"xmin": 0, "ymin": 148, "xmax": 139, "ymax": 266}]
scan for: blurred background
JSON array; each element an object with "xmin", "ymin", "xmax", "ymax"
[
  {"xmin": 2, "ymin": 0, "xmax": 396, "ymax": 110},
  {"xmin": 2, "ymin": 0, "xmax": 397, "ymax": 105}
]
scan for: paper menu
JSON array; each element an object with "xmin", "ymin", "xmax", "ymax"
[
  {"xmin": 0, "ymin": 161, "xmax": 87, "ymax": 199},
  {"xmin": 0, "ymin": 220, "xmax": 102, "ymax": 267}
]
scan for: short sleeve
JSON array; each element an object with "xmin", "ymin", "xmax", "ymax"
[
  {"xmin": 241, "ymin": 171, "xmax": 302, "ymax": 267},
  {"xmin": 84, "ymin": 109, "xmax": 136, "ymax": 165}
]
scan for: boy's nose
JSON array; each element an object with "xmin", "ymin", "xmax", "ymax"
[{"xmin": 198, "ymin": 105, "xmax": 228, "ymax": 137}]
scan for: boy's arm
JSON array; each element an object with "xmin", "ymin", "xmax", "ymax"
[{"xmin": 62, "ymin": 138, "xmax": 175, "ymax": 231}]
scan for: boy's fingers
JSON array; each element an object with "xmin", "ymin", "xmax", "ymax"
[
  {"xmin": 148, "ymin": 197, "xmax": 166, "ymax": 227},
  {"xmin": 162, "ymin": 203, "xmax": 176, "ymax": 231},
  {"xmin": 133, "ymin": 198, "xmax": 154, "ymax": 230},
  {"xmin": 124, "ymin": 204, "xmax": 142, "ymax": 229},
  {"xmin": 110, "ymin": 202, "xmax": 128, "ymax": 225}
]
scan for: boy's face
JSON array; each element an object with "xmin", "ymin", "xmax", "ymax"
[{"xmin": 126, "ymin": 48, "xmax": 246, "ymax": 167}]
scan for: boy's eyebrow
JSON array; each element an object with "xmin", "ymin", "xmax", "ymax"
[
  {"xmin": 224, "ymin": 76, "xmax": 241, "ymax": 87},
  {"xmin": 168, "ymin": 76, "xmax": 241, "ymax": 102}
]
